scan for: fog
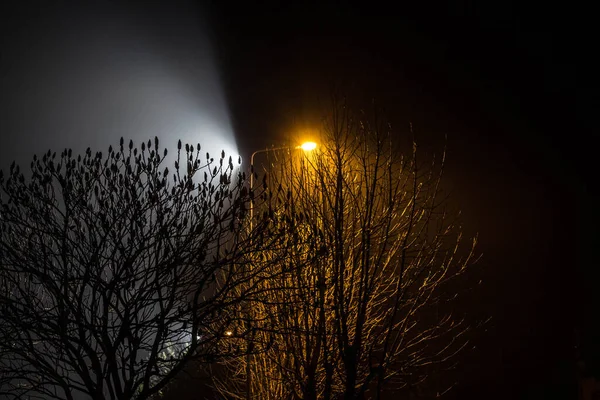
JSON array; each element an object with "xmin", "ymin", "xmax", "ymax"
[{"xmin": 0, "ymin": 2, "xmax": 237, "ymax": 171}]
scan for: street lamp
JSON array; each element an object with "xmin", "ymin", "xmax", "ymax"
[
  {"xmin": 245, "ymin": 141, "xmax": 316, "ymax": 400},
  {"xmin": 298, "ymin": 141, "xmax": 317, "ymax": 151}
]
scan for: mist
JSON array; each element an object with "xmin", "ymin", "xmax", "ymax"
[{"xmin": 0, "ymin": 2, "xmax": 237, "ymax": 171}]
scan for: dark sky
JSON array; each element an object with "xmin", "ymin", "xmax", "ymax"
[
  {"xmin": 0, "ymin": 1, "xmax": 593, "ymax": 399},
  {"xmin": 208, "ymin": 3, "xmax": 592, "ymax": 398}
]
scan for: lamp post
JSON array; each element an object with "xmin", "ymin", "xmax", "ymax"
[{"xmin": 245, "ymin": 141, "xmax": 316, "ymax": 400}]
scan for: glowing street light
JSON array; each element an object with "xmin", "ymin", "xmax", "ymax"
[
  {"xmin": 250, "ymin": 141, "xmax": 317, "ymax": 169},
  {"xmin": 298, "ymin": 141, "xmax": 317, "ymax": 151}
]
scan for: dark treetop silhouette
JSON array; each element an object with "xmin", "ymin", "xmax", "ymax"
[{"xmin": 0, "ymin": 137, "xmax": 282, "ymax": 400}]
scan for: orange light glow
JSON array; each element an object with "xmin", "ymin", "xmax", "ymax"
[{"xmin": 299, "ymin": 142, "xmax": 317, "ymax": 151}]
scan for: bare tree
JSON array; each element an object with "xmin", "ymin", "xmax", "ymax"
[
  {"xmin": 0, "ymin": 138, "xmax": 274, "ymax": 400},
  {"xmin": 221, "ymin": 100, "xmax": 479, "ymax": 399}
]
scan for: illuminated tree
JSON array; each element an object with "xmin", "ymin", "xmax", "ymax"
[
  {"xmin": 221, "ymin": 101, "xmax": 479, "ymax": 399},
  {"xmin": 0, "ymin": 138, "xmax": 274, "ymax": 400}
]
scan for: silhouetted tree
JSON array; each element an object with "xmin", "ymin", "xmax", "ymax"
[
  {"xmin": 0, "ymin": 138, "xmax": 274, "ymax": 400},
  {"xmin": 219, "ymin": 100, "xmax": 479, "ymax": 399}
]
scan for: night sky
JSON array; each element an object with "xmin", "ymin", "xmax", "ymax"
[
  {"xmin": 0, "ymin": 1, "xmax": 593, "ymax": 399},
  {"xmin": 210, "ymin": 3, "xmax": 592, "ymax": 398}
]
